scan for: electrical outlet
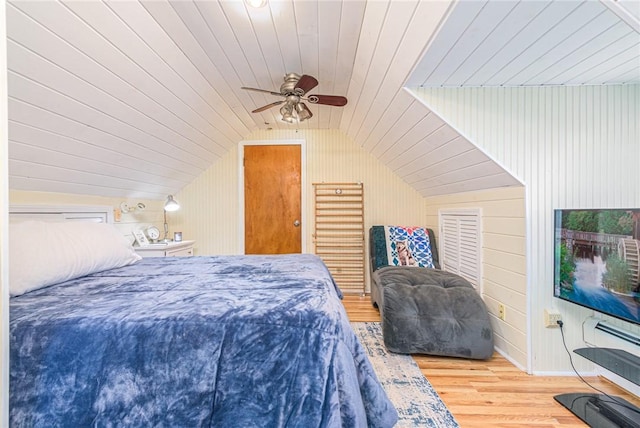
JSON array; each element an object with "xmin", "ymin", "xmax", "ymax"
[
  {"xmin": 544, "ymin": 309, "xmax": 562, "ymax": 327},
  {"xmin": 498, "ymin": 303, "xmax": 506, "ymax": 321}
]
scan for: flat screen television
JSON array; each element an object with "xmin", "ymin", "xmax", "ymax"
[{"xmin": 554, "ymin": 208, "xmax": 640, "ymax": 325}]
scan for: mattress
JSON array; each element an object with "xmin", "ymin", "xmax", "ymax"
[{"xmin": 10, "ymin": 254, "xmax": 397, "ymax": 427}]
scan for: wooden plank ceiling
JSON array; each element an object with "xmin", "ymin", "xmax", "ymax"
[{"xmin": 6, "ymin": 0, "xmax": 639, "ymax": 199}]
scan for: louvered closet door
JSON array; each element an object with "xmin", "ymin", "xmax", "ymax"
[
  {"xmin": 439, "ymin": 209, "xmax": 482, "ymax": 291},
  {"xmin": 313, "ymin": 183, "xmax": 365, "ymax": 294}
]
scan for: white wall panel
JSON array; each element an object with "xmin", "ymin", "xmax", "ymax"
[
  {"xmin": 425, "ymin": 186, "xmax": 527, "ymax": 368},
  {"xmin": 170, "ymin": 146, "xmax": 239, "ymax": 257},
  {"xmin": 418, "ymin": 84, "xmax": 640, "ymax": 373}
]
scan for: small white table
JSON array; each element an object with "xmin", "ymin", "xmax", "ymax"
[{"xmin": 134, "ymin": 240, "xmax": 195, "ymax": 258}]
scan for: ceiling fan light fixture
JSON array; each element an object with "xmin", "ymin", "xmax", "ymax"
[
  {"xmin": 282, "ymin": 112, "xmax": 296, "ymax": 123},
  {"xmin": 295, "ymin": 102, "xmax": 313, "ymax": 122},
  {"xmin": 245, "ymin": 0, "xmax": 268, "ymax": 8},
  {"xmin": 279, "ymin": 104, "xmax": 294, "ymax": 123},
  {"xmin": 279, "ymin": 103, "xmax": 291, "ymax": 116}
]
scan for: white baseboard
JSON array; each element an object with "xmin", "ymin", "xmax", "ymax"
[
  {"xmin": 494, "ymin": 346, "xmax": 599, "ymax": 377},
  {"xmin": 531, "ymin": 370, "xmax": 598, "ymax": 377},
  {"xmin": 494, "ymin": 346, "xmax": 527, "ymax": 372}
]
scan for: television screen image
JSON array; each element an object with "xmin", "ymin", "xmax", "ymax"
[{"xmin": 554, "ymin": 208, "xmax": 640, "ymax": 325}]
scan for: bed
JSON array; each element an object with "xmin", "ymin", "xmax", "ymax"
[{"xmin": 9, "ymin": 206, "xmax": 397, "ymax": 427}]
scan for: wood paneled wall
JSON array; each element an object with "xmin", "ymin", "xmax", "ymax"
[
  {"xmin": 417, "ymin": 84, "xmax": 640, "ymax": 374},
  {"xmin": 426, "ymin": 187, "xmax": 527, "ymax": 369}
]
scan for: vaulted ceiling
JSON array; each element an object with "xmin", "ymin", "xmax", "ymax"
[{"xmin": 6, "ymin": 0, "xmax": 640, "ymax": 199}]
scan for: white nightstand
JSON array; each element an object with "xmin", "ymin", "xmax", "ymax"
[{"xmin": 134, "ymin": 240, "xmax": 195, "ymax": 258}]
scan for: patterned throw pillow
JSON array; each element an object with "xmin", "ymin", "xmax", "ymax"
[{"xmin": 384, "ymin": 226, "xmax": 435, "ymax": 268}]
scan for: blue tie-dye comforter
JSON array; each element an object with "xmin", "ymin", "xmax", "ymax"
[{"xmin": 10, "ymin": 254, "xmax": 397, "ymax": 427}]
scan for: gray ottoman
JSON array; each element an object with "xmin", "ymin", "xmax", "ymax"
[{"xmin": 373, "ymin": 266, "xmax": 494, "ymax": 360}]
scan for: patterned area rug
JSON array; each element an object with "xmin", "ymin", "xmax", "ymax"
[{"xmin": 351, "ymin": 322, "xmax": 460, "ymax": 428}]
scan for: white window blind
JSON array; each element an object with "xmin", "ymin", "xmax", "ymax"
[{"xmin": 439, "ymin": 209, "xmax": 482, "ymax": 291}]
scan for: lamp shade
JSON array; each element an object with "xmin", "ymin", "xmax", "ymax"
[
  {"xmin": 164, "ymin": 195, "xmax": 180, "ymax": 212},
  {"xmin": 280, "ymin": 103, "xmax": 296, "ymax": 123},
  {"xmin": 295, "ymin": 102, "xmax": 313, "ymax": 121}
]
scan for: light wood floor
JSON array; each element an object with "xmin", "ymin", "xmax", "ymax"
[{"xmin": 342, "ymin": 294, "xmax": 640, "ymax": 428}]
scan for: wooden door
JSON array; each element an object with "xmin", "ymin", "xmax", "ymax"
[{"xmin": 244, "ymin": 144, "xmax": 301, "ymax": 254}]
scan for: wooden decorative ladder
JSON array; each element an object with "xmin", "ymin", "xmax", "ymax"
[{"xmin": 313, "ymin": 182, "xmax": 365, "ymax": 294}]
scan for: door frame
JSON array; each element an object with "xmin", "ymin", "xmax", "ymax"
[{"xmin": 238, "ymin": 139, "xmax": 307, "ymax": 254}]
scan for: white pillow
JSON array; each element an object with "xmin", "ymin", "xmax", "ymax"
[{"xmin": 9, "ymin": 220, "xmax": 142, "ymax": 296}]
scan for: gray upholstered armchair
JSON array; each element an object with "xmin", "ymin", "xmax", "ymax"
[{"xmin": 369, "ymin": 226, "xmax": 494, "ymax": 360}]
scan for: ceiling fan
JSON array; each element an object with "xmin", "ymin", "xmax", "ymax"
[{"xmin": 241, "ymin": 73, "xmax": 348, "ymax": 123}]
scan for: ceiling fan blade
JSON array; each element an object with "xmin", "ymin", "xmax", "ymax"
[
  {"xmin": 241, "ymin": 86, "xmax": 284, "ymax": 97},
  {"xmin": 294, "ymin": 75, "xmax": 318, "ymax": 94},
  {"xmin": 306, "ymin": 95, "xmax": 348, "ymax": 107},
  {"xmin": 252, "ymin": 100, "xmax": 284, "ymax": 113}
]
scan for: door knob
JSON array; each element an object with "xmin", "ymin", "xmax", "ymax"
[{"xmin": 293, "ymin": 220, "xmax": 300, "ymax": 227}]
